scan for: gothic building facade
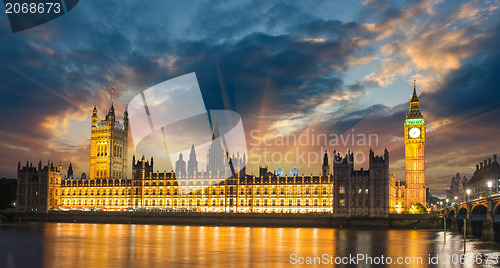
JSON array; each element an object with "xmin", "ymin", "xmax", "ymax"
[
  {"xmin": 17, "ymin": 103, "xmax": 405, "ymax": 216},
  {"xmin": 446, "ymin": 173, "xmax": 468, "ymax": 203},
  {"xmin": 466, "ymin": 155, "xmax": 499, "ymax": 201},
  {"xmin": 16, "ymin": 161, "xmax": 61, "ymax": 212},
  {"xmin": 332, "ymin": 149, "xmax": 390, "ymax": 216},
  {"xmin": 90, "ymin": 105, "xmax": 128, "ymax": 181},
  {"xmin": 404, "ymin": 82, "xmax": 427, "ymax": 210}
]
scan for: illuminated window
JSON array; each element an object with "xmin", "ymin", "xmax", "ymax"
[
  {"xmin": 340, "ymin": 199, "xmax": 345, "ymax": 207},
  {"xmin": 339, "ymin": 185, "xmax": 345, "ymax": 194}
]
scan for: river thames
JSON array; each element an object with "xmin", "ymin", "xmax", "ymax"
[{"xmin": 0, "ymin": 223, "xmax": 499, "ymax": 267}]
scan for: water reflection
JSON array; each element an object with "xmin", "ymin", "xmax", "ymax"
[{"xmin": 0, "ymin": 223, "xmax": 499, "ymax": 267}]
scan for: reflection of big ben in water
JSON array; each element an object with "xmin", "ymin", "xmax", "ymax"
[{"xmin": 404, "ymin": 81, "xmax": 426, "ymax": 210}]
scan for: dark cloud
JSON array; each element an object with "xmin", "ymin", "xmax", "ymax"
[
  {"xmin": 0, "ymin": 0, "xmax": 499, "ymax": 199},
  {"xmin": 0, "ymin": 1, "xmax": 376, "ymax": 178}
]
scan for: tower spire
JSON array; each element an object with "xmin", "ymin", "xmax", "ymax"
[
  {"xmin": 411, "ymin": 80, "xmax": 419, "ymax": 103},
  {"xmin": 212, "ymin": 117, "xmax": 220, "ymax": 139},
  {"xmin": 110, "ymin": 83, "xmax": 115, "ymax": 107},
  {"xmin": 407, "ymin": 81, "xmax": 422, "ymax": 119}
]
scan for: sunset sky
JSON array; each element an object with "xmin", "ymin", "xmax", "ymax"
[{"xmin": 1, "ymin": 0, "xmax": 499, "ymax": 195}]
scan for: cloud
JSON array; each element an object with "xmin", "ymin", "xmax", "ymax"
[
  {"xmin": 0, "ymin": 0, "xmax": 499, "ymax": 197},
  {"xmin": 359, "ymin": 0, "xmax": 500, "ymax": 92}
]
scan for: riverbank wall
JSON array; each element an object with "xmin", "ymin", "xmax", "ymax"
[{"xmin": 11, "ymin": 211, "xmax": 443, "ymax": 229}]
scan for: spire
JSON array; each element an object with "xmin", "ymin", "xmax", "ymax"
[
  {"xmin": 406, "ymin": 81, "xmax": 423, "ymax": 119},
  {"xmin": 410, "ymin": 79, "xmax": 419, "ymax": 103},
  {"xmin": 106, "ymin": 103, "xmax": 115, "ymax": 122},
  {"xmin": 92, "ymin": 105, "xmax": 98, "ymax": 128},
  {"xmin": 212, "ymin": 117, "xmax": 220, "ymax": 139}
]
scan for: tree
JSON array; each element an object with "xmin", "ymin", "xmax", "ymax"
[
  {"xmin": 409, "ymin": 203, "xmax": 426, "ymax": 214},
  {"xmin": 0, "ymin": 178, "xmax": 17, "ymax": 209}
]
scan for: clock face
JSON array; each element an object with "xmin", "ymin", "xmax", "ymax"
[{"xmin": 409, "ymin": 127, "xmax": 420, "ymax": 138}]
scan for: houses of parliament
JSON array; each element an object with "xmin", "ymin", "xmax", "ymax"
[{"xmin": 16, "ymin": 85, "xmax": 427, "ymax": 215}]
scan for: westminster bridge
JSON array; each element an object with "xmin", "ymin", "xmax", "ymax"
[{"xmin": 441, "ymin": 193, "xmax": 500, "ymax": 242}]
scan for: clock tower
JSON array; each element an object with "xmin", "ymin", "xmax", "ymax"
[{"xmin": 404, "ymin": 81, "xmax": 426, "ymax": 211}]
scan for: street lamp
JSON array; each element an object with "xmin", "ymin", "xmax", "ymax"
[
  {"xmin": 466, "ymin": 189, "xmax": 471, "ymax": 202},
  {"xmin": 446, "ymin": 198, "xmax": 449, "ymax": 206},
  {"xmin": 487, "ymin": 181, "xmax": 492, "ymax": 196}
]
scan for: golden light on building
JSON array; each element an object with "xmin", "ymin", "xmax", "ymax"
[
  {"xmin": 16, "ymin": 100, "xmax": 425, "ymax": 215},
  {"xmin": 404, "ymin": 82, "xmax": 426, "ymax": 211}
]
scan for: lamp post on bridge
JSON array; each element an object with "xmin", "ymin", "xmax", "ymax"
[
  {"xmin": 487, "ymin": 181, "xmax": 492, "ymax": 197},
  {"xmin": 464, "ymin": 189, "xmax": 471, "ymax": 252}
]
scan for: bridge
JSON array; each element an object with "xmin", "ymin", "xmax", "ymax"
[{"xmin": 441, "ymin": 193, "xmax": 500, "ymax": 242}]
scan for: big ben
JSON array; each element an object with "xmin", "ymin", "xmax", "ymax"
[{"xmin": 404, "ymin": 81, "xmax": 426, "ymax": 211}]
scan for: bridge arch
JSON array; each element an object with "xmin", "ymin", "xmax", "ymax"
[
  {"xmin": 457, "ymin": 207, "xmax": 467, "ymax": 233},
  {"xmin": 471, "ymin": 204, "xmax": 487, "ymax": 238},
  {"xmin": 494, "ymin": 201, "xmax": 500, "ymax": 243},
  {"xmin": 447, "ymin": 209, "xmax": 455, "ymax": 218},
  {"xmin": 446, "ymin": 210, "xmax": 455, "ymax": 230}
]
